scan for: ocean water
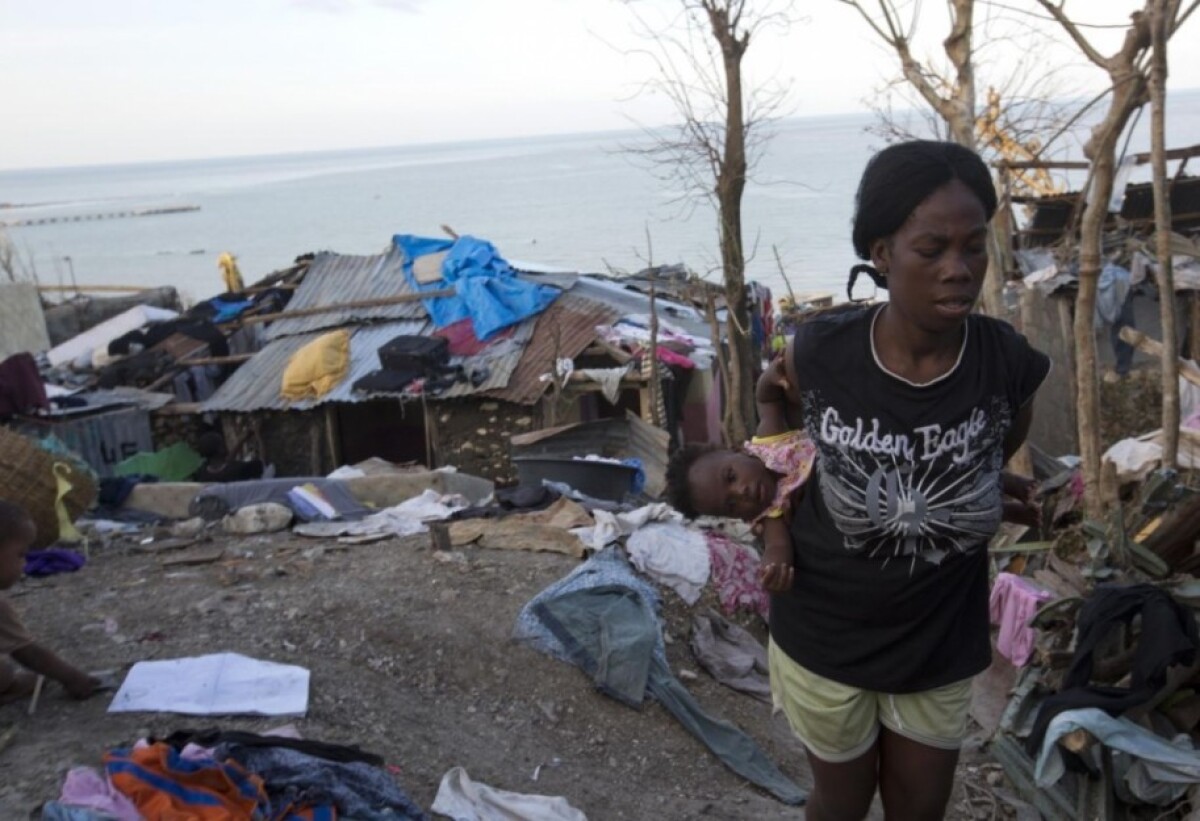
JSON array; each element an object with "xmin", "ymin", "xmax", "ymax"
[{"xmin": 3, "ymin": 90, "xmax": 1198, "ymax": 305}]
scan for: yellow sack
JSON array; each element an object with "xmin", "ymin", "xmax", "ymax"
[
  {"xmin": 281, "ymin": 330, "xmax": 352, "ymax": 401},
  {"xmin": 53, "ymin": 462, "xmax": 82, "ymax": 543},
  {"xmin": 218, "ymin": 251, "xmax": 245, "ymax": 294}
]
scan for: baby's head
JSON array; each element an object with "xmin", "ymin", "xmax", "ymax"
[
  {"xmin": 666, "ymin": 444, "xmax": 777, "ymax": 522},
  {"xmin": 0, "ymin": 500, "xmax": 35, "ymax": 590},
  {"xmin": 196, "ymin": 431, "xmax": 227, "ymax": 462}
]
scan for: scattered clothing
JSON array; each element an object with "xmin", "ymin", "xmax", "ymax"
[
  {"xmin": 23, "ymin": 548, "xmax": 86, "ymax": 577},
  {"xmin": 40, "ymin": 804, "xmax": 114, "ymax": 821},
  {"xmin": 431, "ymin": 766, "xmax": 587, "ymax": 821},
  {"xmin": 433, "ymin": 317, "xmax": 515, "ymax": 357},
  {"xmin": 164, "ymin": 729, "xmax": 382, "ymax": 767},
  {"xmin": 1028, "ymin": 584, "xmax": 1200, "ymax": 753},
  {"xmin": 98, "ymin": 474, "xmax": 157, "ymax": 508},
  {"xmin": 58, "ymin": 767, "xmax": 141, "ymax": 821},
  {"xmin": 705, "ymin": 532, "xmax": 769, "ymax": 621},
  {"xmin": 294, "ymin": 490, "xmax": 467, "ymax": 540},
  {"xmin": 577, "ymin": 366, "xmax": 630, "ymax": 404},
  {"xmin": 989, "ymin": 572, "xmax": 1053, "ymax": 667},
  {"xmin": 742, "ymin": 430, "xmax": 817, "ymax": 524},
  {"xmin": 514, "ymin": 549, "xmax": 805, "ymax": 805},
  {"xmin": 280, "ymin": 329, "xmax": 351, "ymax": 401},
  {"xmin": 115, "ymin": 442, "xmax": 204, "ymax": 482},
  {"xmin": 572, "ymin": 502, "xmax": 681, "ymax": 552},
  {"xmin": 625, "ymin": 522, "xmax": 710, "ymax": 605},
  {"xmin": 105, "ymin": 743, "xmax": 267, "ymax": 820},
  {"xmin": 690, "ymin": 610, "xmax": 771, "ymax": 702},
  {"xmin": 0, "ymin": 352, "xmax": 48, "ymax": 417},
  {"xmin": 221, "ymin": 743, "xmax": 426, "ymax": 820},
  {"xmin": 1035, "ymin": 707, "xmax": 1200, "ymax": 806}
]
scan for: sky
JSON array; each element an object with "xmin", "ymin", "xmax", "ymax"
[{"xmin": 2, "ymin": 0, "xmax": 1197, "ymax": 170}]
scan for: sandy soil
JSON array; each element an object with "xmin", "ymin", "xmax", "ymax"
[{"xmin": 0, "ymin": 527, "xmax": 1004, "ymax": 819}]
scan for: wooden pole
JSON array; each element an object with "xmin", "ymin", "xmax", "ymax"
[
  {"xmin": 234, "ymin": 289, "xmax": 453, "ymax": 327},
  {"xmin": 324, "ymin": 405, "xmax": 342, "ymax": 469},
  {"xmin": 181, "ymin": 353, "xmax": 255, "ymax": 367},
  {"xmin": 1149, "ymin": 0, "xmax": 1179, "ymax": 468}
]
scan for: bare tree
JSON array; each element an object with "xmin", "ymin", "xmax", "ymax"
[
  {"xmin": 1149, "ymin": 0, "xmax": 1179, "ymax": 467},
  {"xmin": 838, "ymin": 1, "xmax": 1084, "ymax": 319},
  {"xmin": 1035, "ymin": 0, "xmax": 1196, "ymax": 517},
  {"xmin": 621, "ymin": 0, "xmax": 796, "ymax": 445}
]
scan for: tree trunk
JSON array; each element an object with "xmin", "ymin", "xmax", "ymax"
[
  {"xmin": 1150, "ymin": 0, "xmax": 1179, "ymax": 468},
  {"xmin": 1076, "ymin": 74, "xmax": 1148, "ymax": 519},
  {"xmin": 708, "ymin": 2, "xmax": 755, "ymax": 445}
]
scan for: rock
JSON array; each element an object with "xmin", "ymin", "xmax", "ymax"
[
  {"xmin": 480, "ymin": 402, "xmax": 498, "ymax": 412},
  {"xmin": 222, "ymin": 503, "xmax": 293, "ymax": 535},
  {"xmin": 171, "ymin": 517, "xmax": 207, "ymax": 538},
  {"xmin": 678, "ymin": 669, "xmax": 698, "ymax": 681}
]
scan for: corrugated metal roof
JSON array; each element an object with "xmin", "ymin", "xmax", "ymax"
[
  {"xmin": 203, "ymin": 320, "xmax": 428, "ymax": 413},
  {"xmin": 264, "ymin": 246, "xmax": 426, "ymax": 341},
  {"xmin": 436, "ymin": 319, "xmax": 535, "ymax": 399},
  {"xmin": 484, "ymin": 292, "xmax": 620, "ymax": 406},
  {"xmin": 202, "ymin": 318, "xmax": 534, "ymax": 413}
]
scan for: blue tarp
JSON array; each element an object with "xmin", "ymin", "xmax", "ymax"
[{"xmin": 393, "ymin": 234, "xmax": 560, "ymax": 340}]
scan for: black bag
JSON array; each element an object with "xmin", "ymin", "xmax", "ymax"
[{"xmin": 377, "ymin": 335, "xmax": 449, "ymax": 375}]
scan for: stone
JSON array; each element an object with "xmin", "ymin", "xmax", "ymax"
[
  {"xmin": 480, "ymin": 402, "xmax": 498, "ymax": 412},
  {"xmin": 170, "ymin": 517, "xmax": 207, "ymax": 538},
  {"xmin": 222, "ymin": 503, "xmax": 293, "ymax": 535}
]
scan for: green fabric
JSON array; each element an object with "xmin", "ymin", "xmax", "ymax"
[{"xmin": 115, "ymin": 442, "xmax": 203, "ymax": 482}]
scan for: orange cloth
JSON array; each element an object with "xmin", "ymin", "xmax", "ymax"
[{"xmin": 106, "ymin": 742, "xmax": 267, "ymax": 820}]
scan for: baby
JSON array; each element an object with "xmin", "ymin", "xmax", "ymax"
[
  {"xmin": 666, "ymin": 357, "xmax": 815, "ymax": 594},
  {"xmin": 0, "ymin": 500, "xmax": 99, "ymax": 704},
  {"xmin": 666, "ymin": 358, "xmax": 1040, "ymax": 593}
]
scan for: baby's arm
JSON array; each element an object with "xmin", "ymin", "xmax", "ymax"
[
  {"xmin": 758, "ymin": 516, "xmax": 794, "ymax": 592},
  {"xmin": 11, "ymin": 641, "xmax": 100, "ymax": 699},
  {"xmin": 755, "ymin": 356, "xmax": 792, "ymax": 438},
  {"xmin": 1000, "ymin": 470, "xmax": 1041, "ymax": 529}
]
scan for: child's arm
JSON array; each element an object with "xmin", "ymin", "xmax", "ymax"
[
  {"xmin": 1000, "ymin": 469, "xmax": 1042, "ymax": 529},
  {"xmin": 758, "ymin": 516, "xmax": 794, "ymax": 592},
  {"xmin": 755, "ymin": 356, "xmax": 792, "ymax": 438},
  {"xmin": 11, "ymin": 641, "xmax": 100, "ymax": 699}
]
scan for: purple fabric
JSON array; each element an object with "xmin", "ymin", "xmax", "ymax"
[
  {"xmin": 59, "ymin": 766, "xmax": 141, "ymax": 821},
  {"xmin": 24, "ymin": 548, "xmax": 86, "ymax": 577}
]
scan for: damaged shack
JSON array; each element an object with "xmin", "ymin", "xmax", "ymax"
[{"xmin": 198, "ymin": 238, "xmax": 727, "ymax": 485}]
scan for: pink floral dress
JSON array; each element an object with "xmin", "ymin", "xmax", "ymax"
[{"xmin": 742, "ymin": 430, "xmax": 817, "ymax": 525}]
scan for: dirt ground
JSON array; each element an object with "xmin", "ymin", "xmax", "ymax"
[{"xmin": 0, "ymin": 527, "xmax": 1006, "ymax": 820}]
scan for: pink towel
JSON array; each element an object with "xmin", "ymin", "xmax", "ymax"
[
  {"xmin": 707, "ymin": 531, "xmax": 769, "ymax": 621},
  {"xmin": 60, "ymin": 766, "xmax": 142, "ymax": 821},
  {"xmin": 989, "ymin": 572, "xmax": 1053, "ymax": 667}
]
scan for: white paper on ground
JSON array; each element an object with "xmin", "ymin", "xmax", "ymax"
[{"xmin": 108, "ymin": 652, "xmax": 309, "ymax": 716}]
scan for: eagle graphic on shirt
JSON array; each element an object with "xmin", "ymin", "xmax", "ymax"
[{"xmin": 804, "ymin": 393, "xmax": 1010, "ymax": 568}]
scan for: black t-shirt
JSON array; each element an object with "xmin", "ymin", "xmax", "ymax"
[{"xmin": 771, "ymin": 305, "xmax": 1050, "ymax": 693}]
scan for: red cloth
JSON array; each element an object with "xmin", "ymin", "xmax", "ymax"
[
  {"xmin": 0, "ymin": 353, "xmax": 47, "ymax": 416},
  {"xmin": 432, "ymin": 319, "xmax": 514, "ymax": 357}
]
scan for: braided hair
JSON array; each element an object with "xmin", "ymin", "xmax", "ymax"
[{"xmin": 847, "ymin": 140, "xmax": 997, "ymax": 300}]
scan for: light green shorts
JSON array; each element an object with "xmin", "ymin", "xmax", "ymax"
[{"xmin": 768, "ymin": 640, "xmax": 973, "ymax": 763}]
